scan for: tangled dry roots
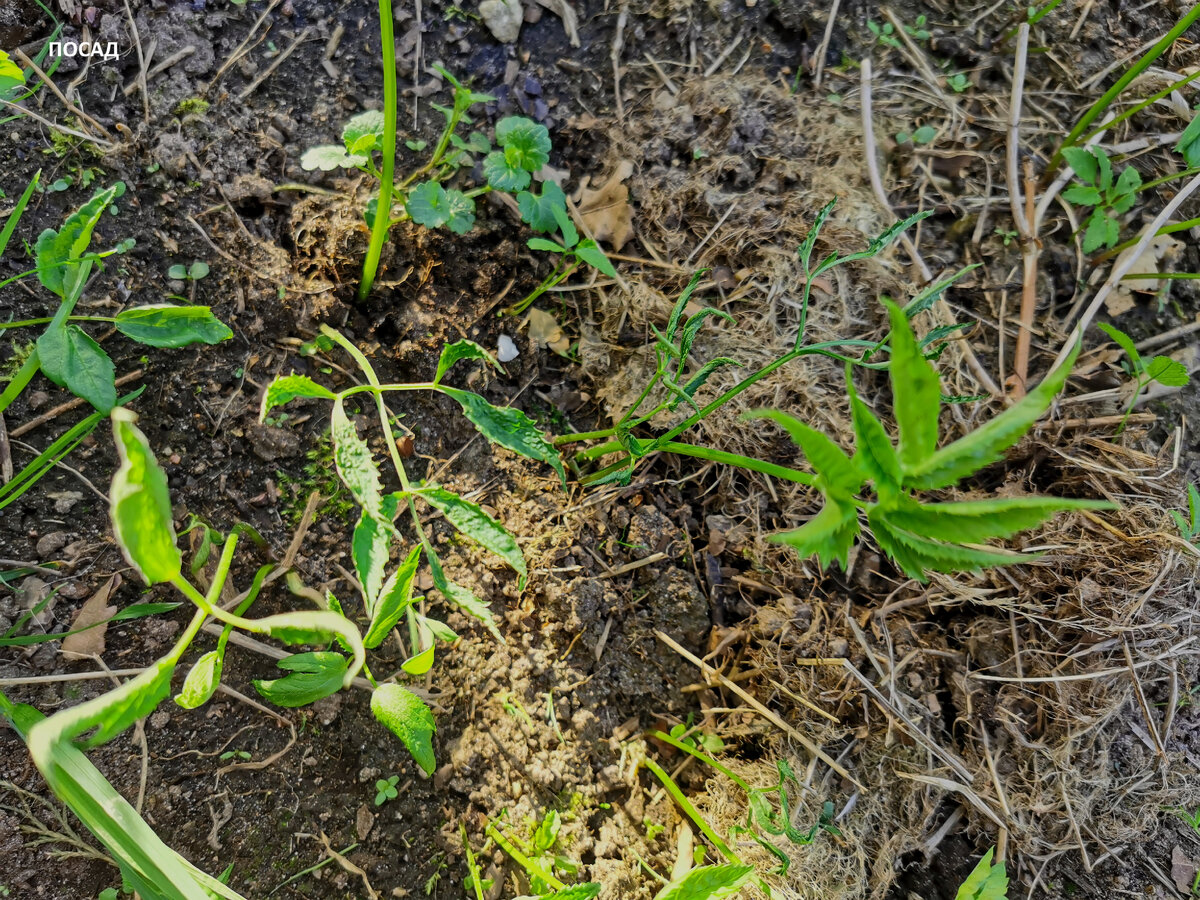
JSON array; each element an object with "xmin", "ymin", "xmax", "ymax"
[{"xmin": 579, "ymin": 73, "xmax": 1200, "ymax": 897}]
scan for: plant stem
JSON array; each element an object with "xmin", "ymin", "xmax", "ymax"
[
  {"xmin": 505, "ymin": 260, "xmax": 577, "ymax": 316},
  {"xmin": 657, "ymin": 441, "xmax": 815, "ymax": 484},
  {"xmin": 642, "ymin": 756, "xmax": 741, "ymax": 864},
  {"xmin": 0, "ymin": 315, "xmax": 115, "ymax": 330},
  {"xmin": 358, "ymin": 0, "xmax": 398, "ymax": 302}
]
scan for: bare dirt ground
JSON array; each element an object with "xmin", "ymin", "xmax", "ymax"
[{"xmin": 3, "ymin": 1, "xmax": 1200, "ymax": 898}]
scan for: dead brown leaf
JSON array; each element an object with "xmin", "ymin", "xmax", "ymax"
[
  {"xmin": 576, "ymin": 160, "xmax": 634, "ymax": 251},
  {"xmin": 1108, "ymin": 231, "xmax": 1183, "ymax": 316},
  {"xmin": 61, "ymin": 574, "xmax": 121, "ymax": 660},
  {"xmin": 526, "ymin": 307, "xmax": 571, "ymax": 355}
]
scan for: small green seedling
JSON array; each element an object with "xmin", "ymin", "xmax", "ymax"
[
  {"xmin": 218, "ymin": 750, "xmax": 251, "ymax": 762},
  {"xmin": 508, "ymin": 186, "xmax": 618, "ymax": 314},
  {"xmin": 896, "ymin": 125, "xmax": 937, "ymax": 145},
  {"xmin": 374, "ymin": 775, "xmax": 400, "ymax": 806},
  {"xmin": 946, "ymin": 72, "xmax": 972, "ymax": 93},
  {"xmin": 669, "ymin": 714, "xmax": 725, "ymax": 755},
  {"xmin": 1172, "ymin": 482, "xmax": 1200, "ymax": 544},
  {"xmin": 484, "ymin": 811, "xmax": 597, "ymax": 899},
  {"xmin": 867, "ymin": 20, "xmax": 901, "ymax": 48},
  {"xmin": 168, "ymin": 261, "xmax": 210, "ymax": 281},
  {"xmin": 993, "ymin": 226, "xmax": 1019, "ymax": 247},
  {"xmin": 1096, "ymin": 322, "xmax": 1189, "ymax": 433},
  {"xmin": 955, "ymin": 848, "xmax": 1008, "ymax": 900},
  {"xmin": 1062, "ymin": 146, "xmax": 1142, "ymax": 252}
]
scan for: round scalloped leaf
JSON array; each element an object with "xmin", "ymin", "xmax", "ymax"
[
  {"xmin": 301, "ymin": 145, "xmax": 367, "ymax": 172},
  {"xmin": 406, "ymin": 181, "xmax": 451, "ymax": 229},
  {"xmin": 483, "ymin": 151, "xmax": 532, "ymax": 192},
  {"xmin": 342, "ymin": 110, "xmax": 385, "ymax": 154},
  {"xmin": 444, "ymin": 190, "xmax": 476, "ymax": 234},
  {"xmin": 495, "ymin": 116, "xmax": 551, "ymax": 171}
]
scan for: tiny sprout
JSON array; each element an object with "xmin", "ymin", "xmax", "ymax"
[
  {"xmin": 374, "ymin": 774, "xmax": 400, "ymax": 806},
  {"xmin": 219, "ymin": 749, "xmax": 251, "ymax": 761},
  {"xmin": 169, "ymin": 261, "xmax": 210, "ymax": 281}
]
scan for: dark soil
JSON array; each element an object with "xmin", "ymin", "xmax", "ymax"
[{"xmin": 4, "ymin": 1, "xmax": 1200, "ymax": 899}]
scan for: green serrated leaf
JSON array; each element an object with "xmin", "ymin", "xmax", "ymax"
[
  {"xmin": 1062, "ymin": 147, "xmax": 1098, "ymax": 185},
  {"xmin": 652, "ymin": 863, "xmax": 756, "ymax": 900},
  {"xmin": 114, "ymin": 305, "xmax": 232, "ymax": 348},
  {"xmin": 426, "ymin": 549, "xmax": 502, "ymax": 641},
  {"xmin": 420, "ymin": 487, "xmax": 527, "ymax": 589},
  {"xmin": 884, "ymin": 495, "xmax": 1111, "ymax": 543},
  {"xmin": 1146, "ymin": 355, "xmax": 1190, "ymax": 387},
  {"xmin": 109, "ymin": 409, "xmax": 182, "ymax": 585},
  {"xmin": 254, "ymin": 652, "xmax": 347, "ymax": 708},
  {"xmin": 905, "ymin": 343, "xmax": 1080, "ymax": 491},
  {"xmin": 483, "ymin": 151, "xmax": 532, "ymax": 192},
  {"xmin": 955, "ymin": 848, "xmax": 1008, "ymax": 900},
  {"xmin": 436, "ymin": 387, "xmax": 565, "ymax": 486},
  {"xmin": 1095, "ymin": 148, "xmax": 1113, "ymax": 192},
  {"xmin": 746, "ymin": 410, "xmax": 863, "ymax": 497},
  {"xmin": 260, "ymin": 374, "xmax": 337, "ymax": 418},
  {"xmin": 342, "ymin": 110, "xmax": 385, "ymax": 154},
  {"xmin": 435, "ymin": 339, "xmax": 500, "ymax": 384},
  {"xmin": 1062, "ymin": 184, "xmax": 1101, "ymax": 206},
  {"xmin": 1082, "ymin": 209, "xmax": 1111, "ymax": 252},
  {"xmin": 301, "ymin": 145, "xmax": 367, "ymax": 171},
  {"xmin": 364, "ymin": 545, "xmax": 422, "ymax": 649},
  {"xmin": 175, "ymin": 651, "xmax": 223, "ymax": 710},
  {"xmin": 1096, "ymin": 322, "xmax": 1140, "ymax": 368},
  {"xmin": 1177, "ymin": 114, "xmax": 1200, "ymax": 167},
  {"xmin": 255, "ymin": 611, "xmax": 364, "ymax": 687},
  {"xmin": 847, "ymin": 374, "xmax": 900, "ymax": 491},
  {"xmin": 668, "ymin": 271, "xmax": 709, "ymax": 344},
  {"xmin": 38, "ymin": 323, "xmax": 116, "ymax": 413},
  {"xmin": 495, "ymin": 116, "xmax": 551, "ymax": 171},
  {"xmin": 371, "ymin": 684, "xmax": 436, "ymax": 775},
  {"xmin": 885, "ymin": 300, "xmax": 940, "ymax": 471},
  {"xmin": 771, "ymin": 496, "xmax": 860, "ymax": 570},
  {"xmin": 798, "ymin": 197, "xmax": 837, "ymax": 270},
  {"xmin": 444, "ymin": 189, "xmax": 476, "ymax": 234},
  {"xmin": 517, "ymin": 181, "xmax": 567, "ymax": 232},
  {"xmin": 538, "ymin": 885, "xmax": 601, "ymax": 900},
  {"xmin": 1114, "ymin": 165, "xmax": 1141, "ymax": 196},
  {"xmin": 353, "ymin": 509, "xmax": 393, "ymax": 612},
  {"xmin": 870, "ymin": 506, "xmax": 1030, "ymax": 582}
]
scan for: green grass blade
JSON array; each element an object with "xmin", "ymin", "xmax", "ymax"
[{"xmin": 0, "ymin": 170, "xmax": 39, "ymax": 258}]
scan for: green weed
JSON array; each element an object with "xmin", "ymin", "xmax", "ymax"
[
  {"xmin": 1096, "ymin": 322, "xmax": 1189, "ymax": 433},
  {"xmin": 1061, "ymin": 146, "xmax": 1141, "ymax": 252},
  {"xmin": 956, "ymin": 848, "xmax": 1008, "ymax": 899}
]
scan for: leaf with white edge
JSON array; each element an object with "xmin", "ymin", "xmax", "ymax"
[
  {"xmin": 1146, "ymin": 355, "xmax": 1190, "ymax": 387},
  {"xmin": 353, "ymin": 509, "xmax": 394, "ymax": 613},
  {"xmin": 109, "ymin": 409, "xmax": 182, "ymax": 585},
  {"xmin": 884, "ymin": 495, "xmax": 1112, "ymax": 543},
  {"xmin": 301, "ymin": 145, "xmax": 367, "ymax": 171},
  {"xmin": 260, "ymin": 374, "xmax": 336, "ymax": 419},
  {"xmin": 1062, "ymin": 147, "xmax": 1099, "ymax": 185},
  {"xmin": 402, "ymin": 642, "xmax": 435, "ymax": 676},
  {"xmin": 517, "ymin": 181, "xmax": 567, "ymax": 232},
  {"xmin": 175, "ymin": 651, "xmax": 222, "ymax": 710},
  {"xmin": 495, "ymin": 116, "xmax": 551, "ymax": 171},
  {"xmin": 435, "ymin": 339, "xmax": 500, "ymax": 385},
  {"xmin": 772, "ymin": 496, "xmax": 860, "ymax": 570},
  {"xmin": 36, "ymin": 182, "xmax": 125, "ymax": 298},
  {"xmin": 483, "ymin": 151, "xmax": 532, "ymax": 192},
  {"xmin": 884, "ymin": 300, "xmax": 941, "ymax": 471},
  {"xmin": 437, "ymin": 386, "xmax": 566, "ymax": 486},
  {"xmin": 0, "ymin": 49, "xmax": 25, "ymax": 84},
  {"xmin": 1096, "ymin": 322, "xmax": 1141, "ymax": 369},
  {"xmin": 38, "ymin": 323, "xmax": 116, "ymax": 413},
  {"xmin": 364, "ymin": 545, "xmax": 422, "ymax": 649},
  {"xmin": 406, "ymin": 181, "xmax": 450, "ymax": 229},
  {"xmin": 420, "ymin": 615, "xmax": 458, "ymax": 643},
  {"xmin": 652, "ymin": 863, "xmax": 756, "ymax": 900},
  {"xmin": 331, "ymin": 399, "xmax": 384, "ymax": 520},
  {"xmin": 745, "ymin": 410, "xmax": 863, "ymax": 498},
  {"xmin": 575, "ymin": 239, "xmax": 618, "ymax": 278},
  {"xmin": 255, "ymin": 610, "xmax": 365, "ymax": 688},
  {"xmin": 371, "ymin": 684, "xmax": 436, "ymax": 775},
  {"xmin": 847, "ymin": 373, "xmax": 900, "ymax": 491},
  {"xmin": 420, "ymin": 486, "xmax": 527, "ymax": 589},
  {"xmin": 77, "ymin": 657, "xmax": 176, "ymax": 749},
  {"xmin": 114, "ymin": 305, "xmax": 232, "ymax": 348},
  {"xmin": 955, "ymin": 848, "xmax": 1008, "ymax": 900},
  {"xmin": 254, "ymin": 652, "xmax": 347, "ymax": 708},
  {"xmin": 905, "ymin": 341, "xmax": 1080, "ymax": 490},
  {"xmin": 444, "ymin": 189, "xmax": 476, "ymax": 235},
  {"xmin": 342, "ymin": 110, "xmax": 385, "ymax": 154},
  {"xmin": 427, "ymin": 549, "xmax": 502, "ymax": 641}
]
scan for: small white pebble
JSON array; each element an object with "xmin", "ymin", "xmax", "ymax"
[{"xmin": 497, "ymin": 334, "xmax": 519, "ymax": 363}]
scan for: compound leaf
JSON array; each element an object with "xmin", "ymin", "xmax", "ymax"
[
  {"xmin": 847, "ymin": 374, "xmax": 900, "ymax": 491},
  {"xmin": 109, "ymin": 409, "xmax": 182, "ymax": 585},
  {"xmin": 254, "ymin": 651, "xmax": 347, "ymax": 708},
  {"xmin": 495, "ymin": 116, "xmax": 551, "ymax": 171},
  {"xmin": 371, "ymin": 684, "xmax": 436, "ymax": 775},
  {"xmin": 114, "ymin": 305, "xmax": 232, "ymax": 348},
  {"xmin": 869, "ymin": 507, "xmax": 1028, "ymax": 582},
  {"xmin": 885, "ymin": 495, "xmax": 1111, "ymax": 543},
  {"xmin": 517, "ymin": 181, "xmax": 567, "ymax": 233},
  {"xmin": 483, "ymin": 151, "xmax": 532, "ymax": 192}
]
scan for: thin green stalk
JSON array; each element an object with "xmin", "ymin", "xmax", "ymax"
[
  {"xmin": 642, "ymin": 756, "xmax": 740, "ymax": 863},
  {"xmin": 1079, "ymin": 68, "xmax": 1200, "ymax": 148},
  {"xmin": 506, "ymin": 260, "xmax": 577, "ymax": 316},
  {"xmin": 1095, "ymin": 216, "xmax": 1200, "ymax": 263},
  {"xmin": 657, "ymin": 442, "xmax": 814, "ymax": 485},
  {"xmin": 1138, "ymin": 166, "xmax": 1200, "ymax": 195},
  {"xmin": 484, "ymin": 821, "xmax": 564, "ymax": 891},
  {"xmin": 359, "ymin": 0, "xmax": 398, "ymax": 302},
  {"xmin": 1049, "ymin": 4, "xmax": 1200, "ymax": 177},
  {"xmin": 0, "ymin": 170, "xmax": 39, "ymax": 257},
  {"xmin": 1, "ymin": 315, "xmax": 114, "ymax": 330},
  {"xmin": 1123, "ymin": 271, "xmax": 1200, "ymax": 280},
  {"xmin": 0, "ymin": 353, "xmax": 41, "ymax": 417},
  {"xmin": 460, "ymin": 825, "xmax": 486, "ymax": 900}
]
